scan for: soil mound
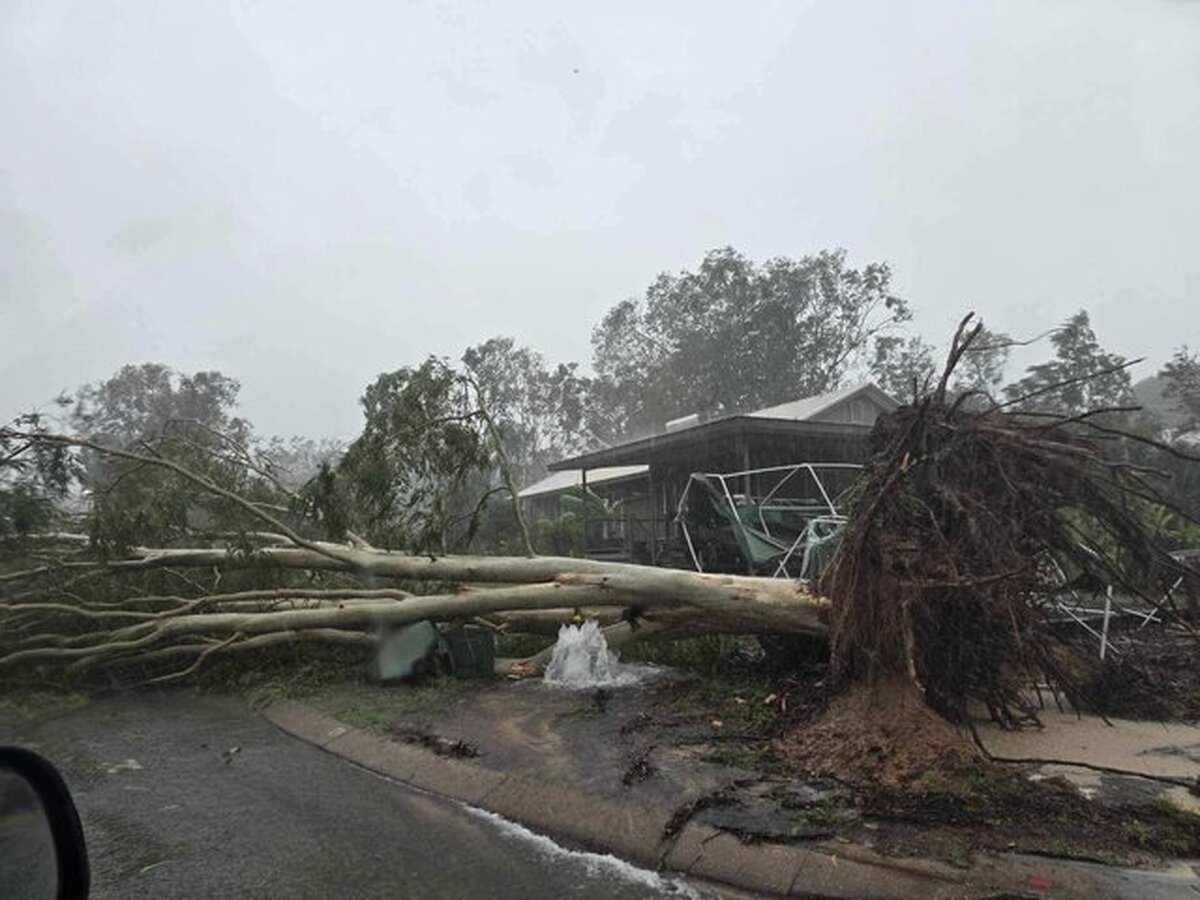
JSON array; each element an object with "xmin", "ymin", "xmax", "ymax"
[{"xmin": 777, "ymin": 680, "xmax": 981, "ymax": 789}]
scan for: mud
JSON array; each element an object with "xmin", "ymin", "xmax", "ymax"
[{"xmin": 306, "ymin": 668, "xmax": 1200, "ymax": 871}]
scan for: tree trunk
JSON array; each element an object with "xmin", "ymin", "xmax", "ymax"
[{"xmin": 80, "ymin": 543, "xmax": 827, "ymax": 631}]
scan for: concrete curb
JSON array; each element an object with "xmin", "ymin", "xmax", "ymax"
[{"xmin": 262, "ymin": 700, "xmax": 1114, "ymax": 899}]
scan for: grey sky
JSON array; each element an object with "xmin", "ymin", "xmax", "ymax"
[{"xmin": 3, "ymin": 0, "xmax": 1198, "ymax": 438}]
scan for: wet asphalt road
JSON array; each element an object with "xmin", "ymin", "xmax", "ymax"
[{"xmin": 0, "ymin": 691, "xmax": 705, "ymax": 899}]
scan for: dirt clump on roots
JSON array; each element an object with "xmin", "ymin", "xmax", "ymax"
[{"xmin": 776, "ymin": 679, "xmax": 982, "ymax": 789}]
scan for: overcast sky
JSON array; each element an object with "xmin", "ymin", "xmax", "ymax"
[{"xmin": 3, "ymin": 0, "xmax": 1198, "ymax": 438}]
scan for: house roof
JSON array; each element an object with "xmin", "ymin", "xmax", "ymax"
[
  {"xmin": 748, "ymin": 382, "xmax": 898, "ymax": 421},
  {"xmin": 549, "ymin": 382, "xmax": 896, "ymax": 472},
  {"xmin": 518, "ymin": 465, "xmax": 649, "ymax": 499}
]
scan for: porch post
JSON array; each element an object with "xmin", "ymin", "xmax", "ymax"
[
  {"xmin": 580, "ymin": 468, "xmax": 589, "ymax": 559},
  {"xmin": 738, "ymin": 436, "xmax": 754, "ymax": 575},
  {"xmin": 740, "ymin": 436, "xmax": 752, "ymax": 499},
  {"xmin": 648, "ymin": 465, "xmax": 657, "ymax": 564}
]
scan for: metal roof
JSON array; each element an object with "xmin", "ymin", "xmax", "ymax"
[
  {"xmin": 548, "ymin": 417, "xmax": 873, "ymax": 471},
  {"xmin": 517, "ymin": 464, "xmax": 649, "ymax": 499},
  {"xmin": 748, "ymin": 382, "xmax": 897, "ymax": 421},
  {"xmin": 548, "ymin": 383, "xmax": 894, "ymax": 472}
]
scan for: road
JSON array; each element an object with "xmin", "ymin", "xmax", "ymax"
[{"xmin": 0, "ymin": 691, "xmax": 708, "ymax": 899}]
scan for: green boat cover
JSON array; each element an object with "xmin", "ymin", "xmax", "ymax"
[{"xmin": 684, "ymin": 475, "xmax": 845, "ymax": 579}]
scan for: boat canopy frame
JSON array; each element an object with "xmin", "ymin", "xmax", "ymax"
[{"xmin": 676, "ymin": 462, "xmax": 861, "ymax": 581}]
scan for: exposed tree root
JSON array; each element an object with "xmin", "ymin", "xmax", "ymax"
[{"xmin": 821, "ymin": 315, "xmax": 1195, "ymax": 726}]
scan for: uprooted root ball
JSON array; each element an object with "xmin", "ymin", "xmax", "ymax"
[{"xmin": 820, "ymin": 320, "xmax": 1192, "ymax": 728}]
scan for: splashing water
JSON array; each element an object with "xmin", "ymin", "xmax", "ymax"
[
  {"xmin": 543, "ymin": 621, "xmax": 656, "ymax": 689},
  {"xmin": 465, "ymin": 805, "xmax": 705, "ymax": 897}
]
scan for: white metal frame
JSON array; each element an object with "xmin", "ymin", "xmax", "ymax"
[
  {"xmin": 1045, "ymin": 548, "xmax": 1176, "ymax": 659},
  {"xmin": 676, "ymin": 462, "xmax": 861, "ymax": 580}
]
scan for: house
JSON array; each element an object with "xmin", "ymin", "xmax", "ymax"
[
  {"xmin": 521, "ymin": 383, "xmax": 897, "ymax": 565},
  {"xmin": 517, "ymin": 465, "xmax": 650, "ymax": 521}
]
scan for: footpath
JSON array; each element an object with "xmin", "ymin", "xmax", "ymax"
[{"xmin": 264, "ymin": 697, "xmax": 1200, "ymax": 899}]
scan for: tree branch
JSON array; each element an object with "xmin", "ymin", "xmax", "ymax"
[{"xmin": 2, "ymin": 429, "xmax": 352, "ymax": 566}]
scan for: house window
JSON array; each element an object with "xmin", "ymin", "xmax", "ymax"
[{"xmin": 847, "ymin": 399, "xmax": 873, "ymax": 423}]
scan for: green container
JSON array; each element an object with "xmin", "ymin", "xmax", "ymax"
[
  {"xmin": 440, "ymin": 625, "xmax": 495, "ymax": 678},
  {"xmin": 371, "ymin": 620, "xmax": 439, "ymax": 683}
]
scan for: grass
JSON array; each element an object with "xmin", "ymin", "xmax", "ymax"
[
  {"xmin": 790, "ymin": 798, "xmax": 860, "ymax": 830},
  {"xmin": 621, "ymin": 634, "xmax": 754, "ymax": 676},
  {"xmin": 631, "ymin": 659, "xmax": 794, "ymax": 774},
  {"xmin": 329, "ymin": 697, "xmax": 394, "ymax": 732},
  {"xmin": 194, "ymin": 644, "xmax": 375, "ymax": 708},
  {"xmin": 495, "ymin": 633, "xmax": 553, "ymax": 659},
  {"xmin": 1022, "ymin": 836, "xmax": 1131, "ymax": 867},
  {"xmin": 1151, "ymin": 793, "xmax": 1200, "ymax": 822},
  {"xmin": 1140, "ymin": 794, "xmax": 1200, "ymax": 857},
  {"xmin": 938, "ymin": 835, "xmax": 976, "ymax": 869},
  {"xmin": 306, "ymin": 676, "xmax": 479, "ymax": 734},
  {"xmin": 662, "ymin": 673, "xmax": 783, "ymax": 734},
  {"xmin": 0, "ymin": 688, "xmax": 90, "ymax": 723},
  {"xmin": 700, "ymin": 743, "xmax": 787, "ymax": 775},
  {"xmin": 187, "ymin": 637, "xmax": 486, "ymax": 733}
]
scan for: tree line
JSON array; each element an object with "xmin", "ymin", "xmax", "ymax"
[{"xmin": 3, "ymin": 245, "xmax": 1198, "ymax": 555}]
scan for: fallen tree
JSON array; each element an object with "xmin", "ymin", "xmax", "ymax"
[
  {"xmin": 827, "ymin": 318, "xmax": 1195, "ymax": 722},
  {"xmin": 0, "ymin": 529, "xmax": 827, "ymax": 684},
  {"xmin": 0, "ymin": 410, "xmax": 834, "ymax": 687},
  {"xmin": 2, "ymin": 317, "xmax": 1196, "ymax": 727},
  {"xmin": 780, "ymin": 315, "xmax": 1199, "ymax": 785}
]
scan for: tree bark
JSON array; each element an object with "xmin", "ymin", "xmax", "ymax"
[
  {"xmin": 2, "ymin": 536, "xmax": 829, "ymax": 681},
  {"xmin": 59, "ymin": 543, "xmax": 826, "ymax": 629}
]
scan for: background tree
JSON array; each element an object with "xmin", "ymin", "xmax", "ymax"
[
  {"xmin": 1151, "ymin": 348, "xmax": 1200, "ymax": 523},
  {"xmin": 0, "ymin": 413, "xmax": 76, "ymax": 537},
  {"xmin": 869, "ymin": 335, "xmax": 936, "ymax": 401},
  {"xmin": 310, "ymin": 358, "xmax": 493, "ymax": 552},
  {"xmin": 588, "ymin": 247, "xmax": 910, "ymax": 438},
  {"xmin": 259, "ymin": 436, "xmax": 346, "ymax": 491},
  {"xmin": 588, "ymin": 297, "xmax": 671, "ymax": 443},
  {"xmin": 1161, "ymin": 347, "xmax": 1200, "ymax": 436},
  {"xmin": 952, "ymin": 324, "xmax": 1012, "ymax": 398},
  {"xmin": 57, "ymin": 364, "xmax": 284, "ymax": 551},
  {"xmin": 308, "ymin": 357, "xmax": 535, "ymax": 555},
  {"xmin": 461, "ymin": 337, "xmax": 587, "ymax": 484},
  {"xmin": 1004, "ymin": 311, "xmax": 1132, "ymax": 415},
  {"xmin": 68, "ymin": 363, "xmax": 250, "ymax": 453}
]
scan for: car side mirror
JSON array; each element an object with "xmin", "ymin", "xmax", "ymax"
[{"xmin": 0, "ymin": 746, "xmax": 90, "ymax": 899}]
